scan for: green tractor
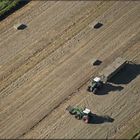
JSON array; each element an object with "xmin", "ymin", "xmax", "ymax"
[
  {"xmin": 66, "ymin": 106, "xmax": 91, "ymax": 123},
  {"xmin": 87, "ymin": 77, "xmax": 103, "ymax": 94}
]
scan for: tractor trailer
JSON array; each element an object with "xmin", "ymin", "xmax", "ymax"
[{"xmin": 88, "ymin": 57, "xmax": 127, "ymax": 93}]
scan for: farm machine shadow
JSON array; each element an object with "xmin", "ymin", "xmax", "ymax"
[
  {"xmin": 109, "ymin": 63, "xmax": 140, "ymax": 85},
  {"xmin": 88, "ymin": 113, "xmax": 114, "ymax": 124}
]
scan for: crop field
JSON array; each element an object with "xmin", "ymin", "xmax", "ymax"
[{"xmin": 0, "ymin": 1, "xmax": 140, "ymax": 139}]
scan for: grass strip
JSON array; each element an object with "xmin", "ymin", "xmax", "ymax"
[{"xmin": 0, "ymin": 0, "xmax": 20, "ymax": 16}]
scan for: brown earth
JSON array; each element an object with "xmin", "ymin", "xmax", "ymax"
[{"xmin": 0, "ymin": 1, "xmax": 140, "ymax": 139}]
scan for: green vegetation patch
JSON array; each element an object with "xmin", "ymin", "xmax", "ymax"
[{"xmin": 0, "ymin": 0, "xmax": 20, "ymax": 16}]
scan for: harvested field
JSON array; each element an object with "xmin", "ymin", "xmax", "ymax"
[{"xmin": 0, "ymin": 1, "xmax": 140, "ymax": 139}]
